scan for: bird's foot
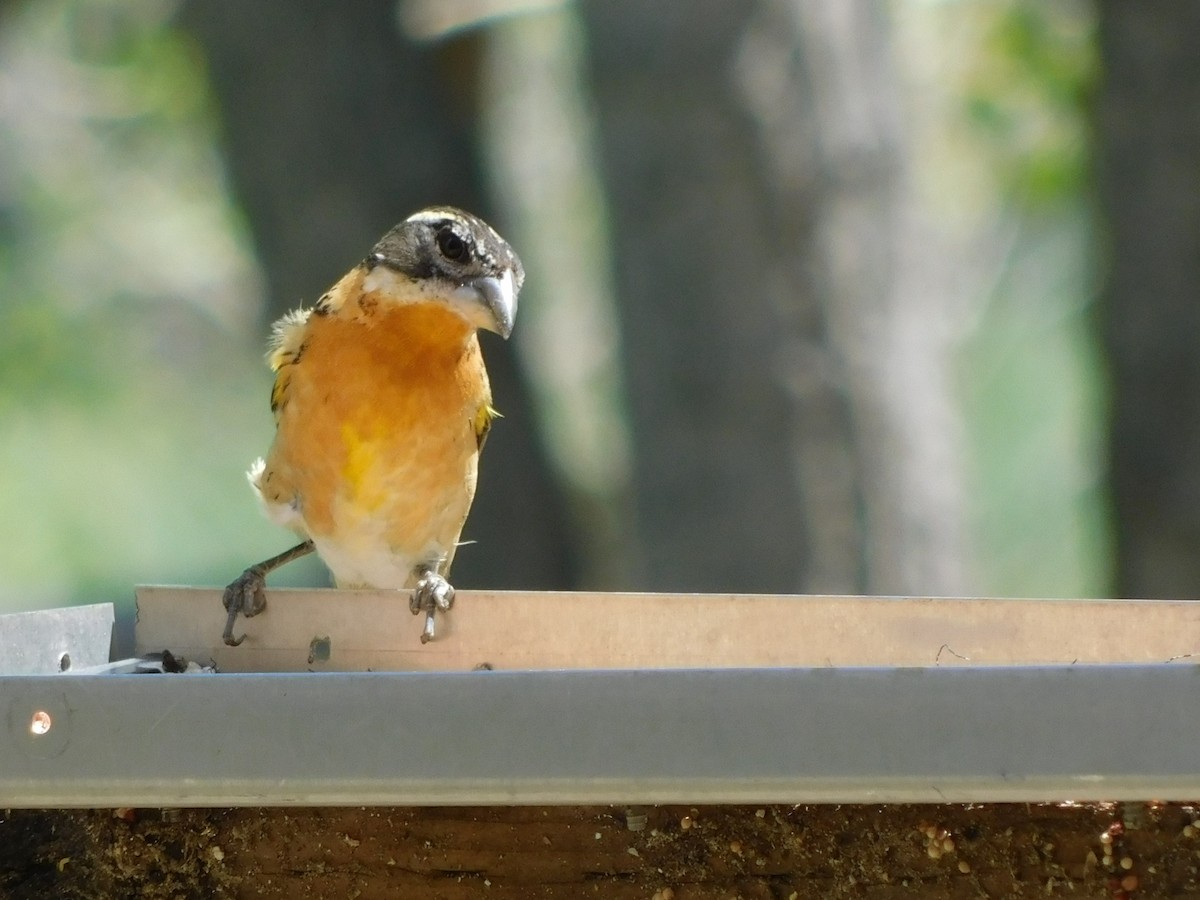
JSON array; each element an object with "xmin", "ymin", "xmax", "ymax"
[
  {"xmin": 221, "ymin": 567, "xmax": 267, "ymax": 647},
  {"xmin": 219, "ymin": 540, "xmax": 315, "ymax": 648},
  {"xmin": 410, "ymin": 570, "xmax": 455, "ymax": 644}
]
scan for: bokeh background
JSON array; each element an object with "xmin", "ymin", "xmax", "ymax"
[{"xmin": 0, "ymin": 1, "xmax": 1193, "ymax": 641}]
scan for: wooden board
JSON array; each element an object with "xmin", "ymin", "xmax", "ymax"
[{"xmin": 135, "ymin": 587, "xmax": 1200, "ymax": 672}]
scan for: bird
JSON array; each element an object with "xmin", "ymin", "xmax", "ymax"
[{"xmin": 221, "ymin": 206, "xmax": 523, "ymax": 646}]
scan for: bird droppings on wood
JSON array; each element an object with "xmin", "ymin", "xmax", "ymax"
[{"xmin": 6, "ymin": 803, "xmax": 1200, "ymax": 898}]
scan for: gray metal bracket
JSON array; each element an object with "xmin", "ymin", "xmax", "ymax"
[
  {"xmin": 0, "ymin": 604, "xmax": 113, "ymax": 674},
  {"xmin": 2, "ymin": 664, "xmax": 1200, "ymax": 808}
]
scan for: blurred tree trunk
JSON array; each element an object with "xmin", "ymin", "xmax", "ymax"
[
  {"xmin": 581, "ymin": 0, "xmax": 967, "ymax": 594},
  {"xmin": 177, "ymin": 0, "xmax": 578, "ymax": 590},
  {"xmin": 1096, "ymin": 4, "xmax": 1200, "ymax": 599}
]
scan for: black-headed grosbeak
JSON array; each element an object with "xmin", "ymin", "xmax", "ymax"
[{"xmin": 222, "ymin": 207, "xmax": 523, "ymax": 646}]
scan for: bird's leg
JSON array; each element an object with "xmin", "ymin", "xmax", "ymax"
[
  {"xmin": 221, "ymin": 540, "xmax": 315, "ymax": 647},
  {"xmin": 409, "ymin": 561, "xmax": 455, "ymax": 644}
]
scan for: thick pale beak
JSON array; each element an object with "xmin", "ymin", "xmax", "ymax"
[{"xmin": 451, "ymin": 269, "xmax": 518, "ymax": 339}]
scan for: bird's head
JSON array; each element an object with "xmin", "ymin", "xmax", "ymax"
[{"xmin": 361, "ymin": 207, "xmax": 523, "ymax": 339}]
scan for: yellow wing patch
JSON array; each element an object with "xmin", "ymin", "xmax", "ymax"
[
  {"xmin": 270, "ymin": 371, "xmax": 288, "ymax": 416},
  {"xmin": 474, "ymin": 404, "xmax": 499, "ymax": 451}
]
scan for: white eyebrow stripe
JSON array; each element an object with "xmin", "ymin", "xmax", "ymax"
[{"xmin": 405, "ymin": 208, "xmax": 464, "ymax": 225}]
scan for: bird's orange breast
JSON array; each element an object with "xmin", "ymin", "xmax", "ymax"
[{"xmin": 260, "ymin": 298, "xmax": 492, "ymax": 578}]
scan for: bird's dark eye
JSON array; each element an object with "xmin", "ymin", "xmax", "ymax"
[{"xmin": 436, "ymin": 227, "xmax": 468, "ymax": 262}]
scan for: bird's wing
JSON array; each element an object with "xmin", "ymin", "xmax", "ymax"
[
  {"xmin": 266, "ymin": 308, "xmax": 312, "ymax": 419},
  {"xmin": 473, "ymin": 403, "xmax": 499, "ymax": 451}
]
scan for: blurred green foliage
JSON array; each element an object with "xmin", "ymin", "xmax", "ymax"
[
  {"xmin": 959, "ymin": 218, "xmax": 1109, "ymax": 597},
  {"xmin": 941, "ymin": 0, "xmax": 1107, "ymax": 595},
  {"xmin": 963, "ymin": 1, "xmax": 1097, "ymax": 208}
]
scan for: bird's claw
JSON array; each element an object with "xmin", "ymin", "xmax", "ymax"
[
  {"xmin": 410, "ymin": 571, "xmax": 455, "ymax": 643},
  {"xmin": 221, "ymin": 568, "xmax": 267, "ymax": 647}
]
